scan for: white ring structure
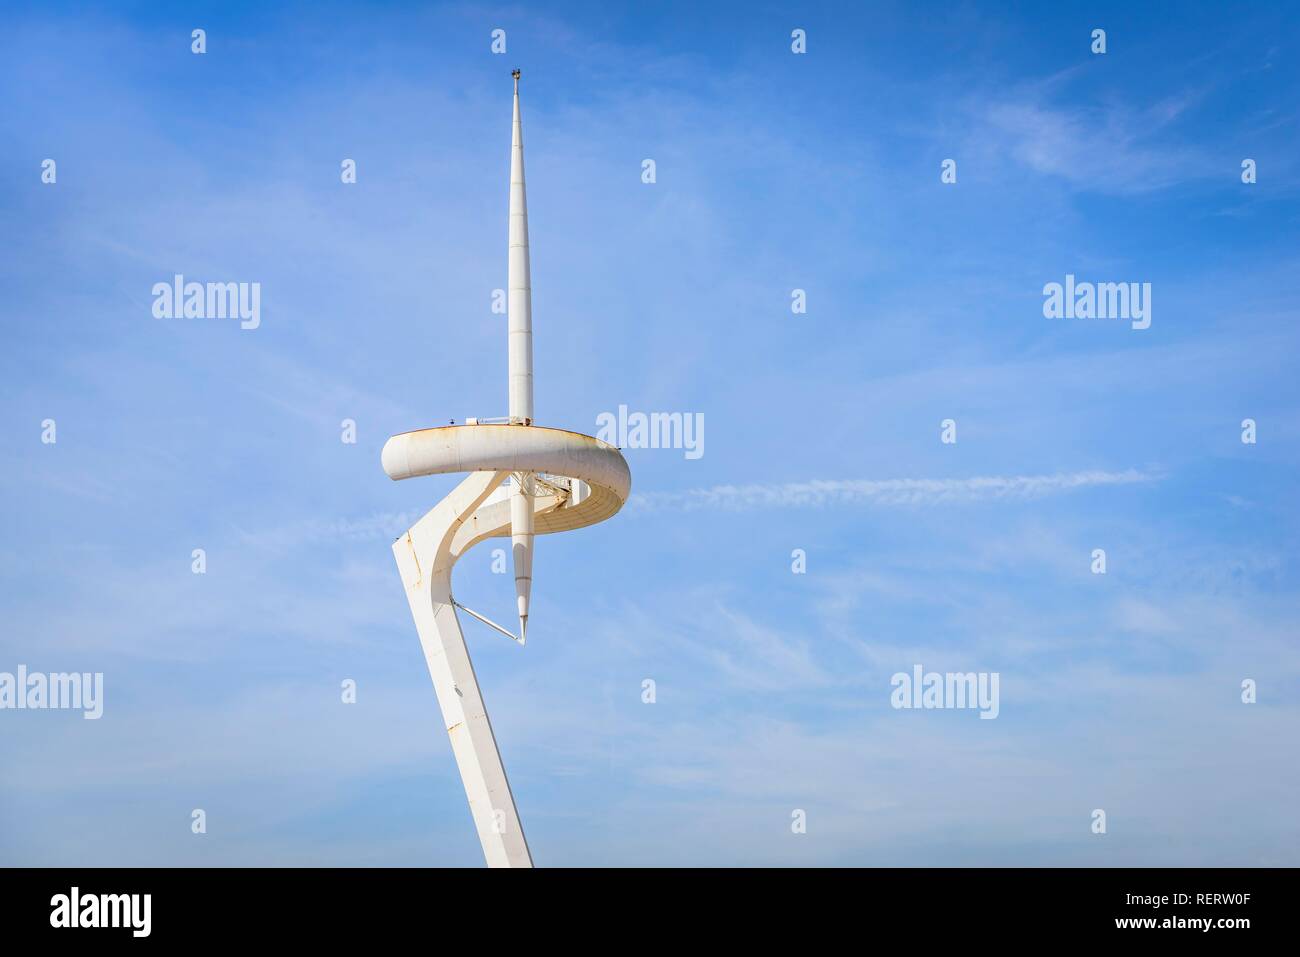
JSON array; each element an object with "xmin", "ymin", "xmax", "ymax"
[{"xmin": 382, "ymin": 424, "xmax": 631, "ymax": 539}]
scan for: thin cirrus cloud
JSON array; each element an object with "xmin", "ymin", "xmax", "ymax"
[
  {"xmin": 975, "ymin": 96, "xmax": 1215, "ymax": 194},
  {"xmin": 229, "ymin": 468, "xmax": 1158, "ymax": 545},
  {"xmin": 630, "ymin": 469, "xmax": 1158, "ymax": 511}
]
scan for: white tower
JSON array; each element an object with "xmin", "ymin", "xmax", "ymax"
[{"xmin": 382, "ymin": 72, "xmax": 631, "ymax": 868}]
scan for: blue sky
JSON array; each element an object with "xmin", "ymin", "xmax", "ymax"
[{"xmin": 1, "ymin": 0, "xmax": 1297, "ymax": 865}]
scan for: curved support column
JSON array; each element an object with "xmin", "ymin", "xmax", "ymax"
[
  {"xmin": 387, "ymin": 427, "xmax": 629, "ymax": 867},
  {"xmin": 392, "ymin": 469, "xmax": 532, "ymax": 868}
]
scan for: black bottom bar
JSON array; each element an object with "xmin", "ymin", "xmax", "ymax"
[{"xmin": 0, "ymin": 867, "xmax": 1285, "ymax": 943}]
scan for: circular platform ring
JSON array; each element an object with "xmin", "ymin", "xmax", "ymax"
[{"xmin": 382, "ymin": 424, "xmax": 631, "ymax": 534}]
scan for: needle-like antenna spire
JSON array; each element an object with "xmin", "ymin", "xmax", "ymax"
[{"xmin": 507, "ymin": 69, "xmax": 534, "ymax": 641}]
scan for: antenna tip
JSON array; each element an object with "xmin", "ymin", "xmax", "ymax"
[{"xmin": 512, "ymin": 68, "xmax": 521, "ymax": 80}]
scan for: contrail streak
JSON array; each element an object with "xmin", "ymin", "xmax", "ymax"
[{"xmin": 630, "ymin": 469, "xmax": 1157, "ymax": 511}]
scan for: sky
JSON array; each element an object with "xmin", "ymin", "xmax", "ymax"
[{"xmin": 1, "ymin": 0, "xmax": 1297, "ymax": 866}]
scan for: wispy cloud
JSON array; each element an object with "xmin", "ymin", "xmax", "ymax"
[
  {"xmin": 969, "ymin": 84, "xmax": 1215, "ymax": 194},
  {"xmin": 631, "ymin": 469, "xmax": 1158, "ymax": 512},
  {"xmin": 233, "ymin": 510, "xmax": 422, "ymax": 549}
]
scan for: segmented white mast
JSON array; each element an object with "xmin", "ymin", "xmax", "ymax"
[
  {"xmin": 508, "ymin": 68, "xmax": 533, "ymax": 424},
  {"xmin": 508, "ymin": 69, "xmax": 534, "ymax": 642}
]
